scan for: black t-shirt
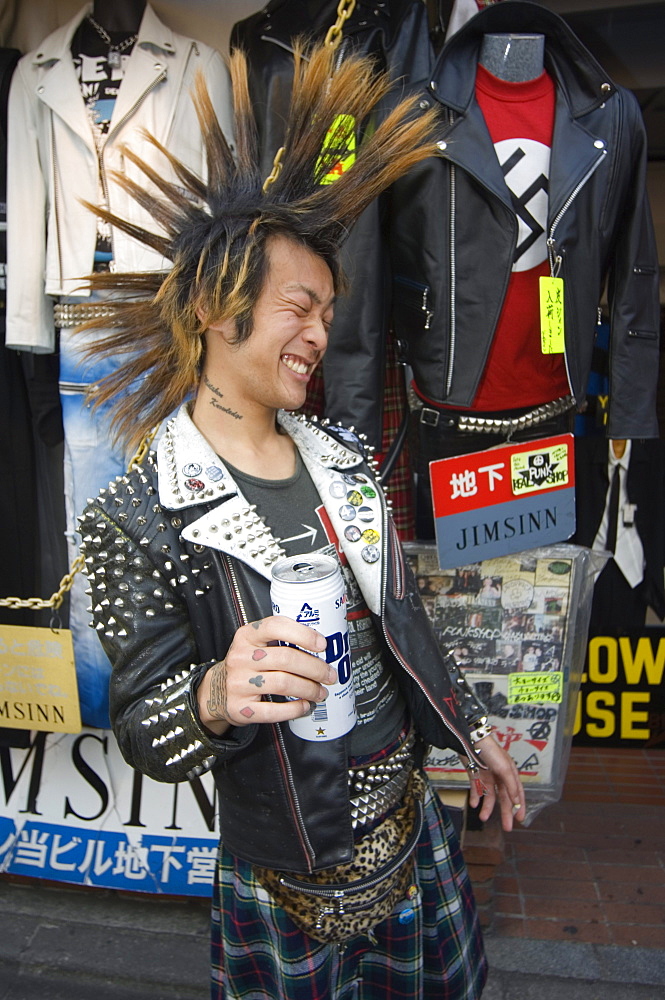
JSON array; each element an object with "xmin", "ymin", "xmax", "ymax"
[{"xmin": 226, "ymin": 451, "xmax": 406, "ymax": 755}]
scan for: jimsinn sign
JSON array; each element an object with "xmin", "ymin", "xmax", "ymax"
[
  {"xmin": 0, "ymin": 727, "xmax": 218, "ymax": 896},
  {"xmin": 430, "ymin": 434, "xmax": 576, "ymax": 569}
]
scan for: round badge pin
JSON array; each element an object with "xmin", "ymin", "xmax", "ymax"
[
  {"xmin": 206, "ymin": 465, "xmax": 224, "ymax": 482},
  {"xmin": 361, "ymin": 544, "xmax": 380, "ymax": 563},
  {"xmin": 357, "ymin": 506, "xmax": 374, "ymax": 523},
  {"xmin": 360, "ymin": 485, "xmax": 377, "ymax": 498},
  {"xmin": 339, "ymin": 504, "xmax": 356, "ymax": 522},
  {"xmin": 346, "ymin": 490, "xmax": 363, "ymax": 507},
  {"xmin": 361, "ymin": 528, "xmax": 380, "ymax": 544},
  {"xmin": 344, "ymin": 525, "xmax": 362, "ymax": 542},
  {"xmin": 182, "ymin": 463, "xmax": 202, "ymax": 477},
  {"xmin": 329, "ymin": 480, "xmax": 347, "ymax": 499},
  {"xmin": 185, "ymin": 478, "xmax": 205, "ymax": 492}
]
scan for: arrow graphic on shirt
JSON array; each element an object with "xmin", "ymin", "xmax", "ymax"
[{"xmin": 280, "ymin": 524, "xmax": 318, "ymax": 547}]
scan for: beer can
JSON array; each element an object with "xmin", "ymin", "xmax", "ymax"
[{"xmin": 270, "ymin": 553, "xmax": 356, "ymax": 741}]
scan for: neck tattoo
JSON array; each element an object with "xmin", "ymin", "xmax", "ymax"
[{"xmin": 204, "ymin": 374, "xmax": 243, "ymax": 421}]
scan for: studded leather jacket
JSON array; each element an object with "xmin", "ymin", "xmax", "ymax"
[{"xmin": 80, "ymin": 406, "xmax": 486, "ymax": 873}]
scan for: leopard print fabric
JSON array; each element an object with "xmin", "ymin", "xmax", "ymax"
[{"xmin": 253, "ymin": 770, "xmax": 426, "ymax": 943}]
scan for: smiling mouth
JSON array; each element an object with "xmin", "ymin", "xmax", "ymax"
[{"xmin": 281, "ymin": 354, "xmax": 316, "ymax": 376}]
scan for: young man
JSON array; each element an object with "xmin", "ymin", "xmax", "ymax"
[{"xmin": 79, "ymin": 44, "xmax": 524, "ymax": 999}]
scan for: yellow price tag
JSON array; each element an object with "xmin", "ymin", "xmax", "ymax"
[
  {"xmin": 0, "ymin": 624, "xmax": 82, "ymax": 733},
  {"xmin": 317, "ymin": 114, "xmax": 356, "ymax": 185},
  {"xmin": 539, "ymin": 275, "xmax": 565, "ymax": 354},
  {"xmin": 508, "ymin": 670, "xmax": 563, "ymax": 705}
]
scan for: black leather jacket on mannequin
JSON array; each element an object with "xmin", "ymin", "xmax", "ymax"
[
  {"xmin": 324, "ymin": 1, "xmax": 659, "ymax": 441},
  {"xmin": 231, "ymin": 1, "xmax": 433, "ymax": 445},
  {"xmin": 80, "ymin": 409, "xmax": 486, "ymax": 874}
]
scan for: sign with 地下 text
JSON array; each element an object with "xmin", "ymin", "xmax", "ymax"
[{"xmin": 430, "ymin": 434, "xmax": 575, "ymax": 569}]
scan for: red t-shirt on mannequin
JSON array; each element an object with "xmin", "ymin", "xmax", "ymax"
[{"xmin": 472, "ymin": 63, "xmax": 569, "ymax": 410}]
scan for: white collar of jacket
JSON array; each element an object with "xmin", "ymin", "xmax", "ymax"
[
  {"xmin": 32, "ymin": 3, "xmax": 177, "ymax": 66},
  {"xmin": 31, "ymin": 4, "xmax": 181, "ymax": 155},
  {"xmin": 156, "ymin": 405, "xmax": 385, "ymax": 612}
]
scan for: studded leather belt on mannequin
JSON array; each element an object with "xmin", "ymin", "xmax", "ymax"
[
  {"xmin": 417, "ymin": 395, "xmax": 574, "ymax": 435},
  {"xmin": 348, "ymin": 728, "xmax": 416, "ymax": 829},
  {"xmin": 54, "ymin": 302, "xmax": 118, "ymax": 328}
]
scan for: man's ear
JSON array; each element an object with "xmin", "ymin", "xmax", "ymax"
[{"xmin": 196, "ymin": 305, "xmax": 232, "ymax": 337}]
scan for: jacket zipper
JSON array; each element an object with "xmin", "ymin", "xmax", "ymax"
[
  {"xmin": 446, "ymin": 164, "xmax": 456, "ymax": 395},
  {"xmin": 394, "ymin": 275, "xmax": 434, "ymax": 331},
  {"xmin": 258, "ymin": 35, "xmax": 351, "ymax": 68},
  {"xmin": 379, "ymin": 496, "xmax": 480, "ymax": 770},
  {"xmin": 388, "ymin": 519, "xmax": 405, "ymax": 600},
  {"xmin": 546, "ymin": 148, "xmax": 607, "ymax": 393},
  {"xmin": 59, "ymin": 381, "xmax": 89, "ymax": 393},
  {"xmin": 277, "ymin": 800, "xmax": 424, "ymax": 914},
  {"xmin": 222, "ymin": 552, "xmax": 316, "ymax": 868},
  {"xmin": 446, "ymin": 109, "xmax": 456, "ymax": 396},
  {"xmin": 259, "ymin": 35, "xmax": 301, "ymax": 57},
  {"xmin": 99, "ymin": 67, "xmax": 168, "ymax": 265},
  {"xmin": 50, "ymin": 116, "xmax": 65, "ymax": 288}
]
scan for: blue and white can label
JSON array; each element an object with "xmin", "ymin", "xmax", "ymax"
[{"xmin": 270, "ymin": 553, "xmax": 356, "ymax": 741}]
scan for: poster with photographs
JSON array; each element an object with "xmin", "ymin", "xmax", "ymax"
[{"xmin": 405, "ymin": 544, "xmax": 589, "ymax": 791}]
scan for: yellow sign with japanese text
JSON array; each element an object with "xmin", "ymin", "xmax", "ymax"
[
  {"xmin": 508, "ymin": 671, "xmax": 564, "ymax": 705},
  {"xmin": 539, "ymin": 275, "xmax": 565, "ymax": 353},
  {"xmin": 0, "ymin": 625, "xmax": 81, "ymax": 732}
]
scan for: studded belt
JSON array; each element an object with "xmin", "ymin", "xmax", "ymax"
[
  {"xmin": 418, "ymin": 395, "xmax": 574, "ymax": 435},
  {"xmin": 348, "ymin": 728, "xmax": 416, "ymax": 830},
  {"xmin": 54, "ymin": 302, "xmax": 118, "ymax": 328}
]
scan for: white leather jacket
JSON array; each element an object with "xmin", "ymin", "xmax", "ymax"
[{"xmin": 5, "ymin": 3, "xmax": 232, "ymax": 352}]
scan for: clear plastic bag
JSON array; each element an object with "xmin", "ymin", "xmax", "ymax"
[{"xmin": 404, "ymin": 542, "xmax": 607, "ymax": 825}]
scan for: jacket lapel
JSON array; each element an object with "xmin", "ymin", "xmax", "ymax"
[
  {"xmin": 34, "ymin": 6, "xmax": 97, "ymax": 153},
  {"xmin": 156, "ymin": 407, "xmax": 386, "ymax": 610}
]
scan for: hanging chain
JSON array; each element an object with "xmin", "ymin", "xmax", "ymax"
[
  {"xmin": 324, "ymin": 0, "xmax": 357, "ymax": 49},
  {"xmin": 0, "ymin": 556, "xmax": 87, "ymax": 613},
  {"xmin": 127, "ymin": 426, "xmax": 157, "ymax": 472},
  {"xmin": 263, "ymin": 0, "xmax": 356, "ymax": 192},
  {"xmin": 86, "ymin": 14, "xmax": 138, "ymax": 54},
  {"xmin": 262, "ymin": 145, "xmax": 284, "ymax": 193},
  {"xmin": 0, "ymin": 428, "xmax": 158, "ymax": 612}
]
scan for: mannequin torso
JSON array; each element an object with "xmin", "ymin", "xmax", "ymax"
[
  {"xmin": 91, "ymin": 0, "xmax": 145, "ymax": 34},
  {"xmin": 479, "ymin": 33, "xmax": 544, "ymax": 82}
]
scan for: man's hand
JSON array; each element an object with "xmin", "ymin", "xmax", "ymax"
[
  {"xmin": 197, "ymin": 615, "xmax": 336, "ymax": 736},
  {"xmin": 466, "ymin": 735, "xmax": 526, "ymax": 832}
]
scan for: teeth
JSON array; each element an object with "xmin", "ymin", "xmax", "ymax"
[{"xmin": 281, "ymin": 356, "xmax": 311, "ymax": 375}]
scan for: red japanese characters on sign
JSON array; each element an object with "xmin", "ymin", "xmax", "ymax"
[{"xmin": 430, "ymin": 434, "xmax": 575, "ymax": 517}]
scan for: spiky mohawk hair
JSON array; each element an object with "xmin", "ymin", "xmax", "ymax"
[{"xmin": 79, "ymin": 42, "xmax": 440, "ymax": 450}]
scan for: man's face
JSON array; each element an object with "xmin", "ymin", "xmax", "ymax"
[{"xmin": 206, "ymin": 236, "xmax": 335, "ymax": 416}]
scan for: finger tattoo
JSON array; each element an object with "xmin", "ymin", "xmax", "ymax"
[
  {"xmin": 252, "ymin": 649, "xmax": 267, "ymax": 661},
  {"xmin": 249, "ymin": 675, "xmax": 264, "ymax": 687},
  {"xmin": 240, "ymin": 706, "xmax": 255, "ymax": 718},
  {"xmin": 251, "ymin": 620, "xmax": 263, "ymax": 630}
]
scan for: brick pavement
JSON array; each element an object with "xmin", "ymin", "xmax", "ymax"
[{"xmin": 486, "ymin": 746, "xmax": 665, "ymax": 949}]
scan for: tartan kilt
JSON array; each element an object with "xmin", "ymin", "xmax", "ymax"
[{"xmin": 211, "ymin": 779, "xmax": 487, "ymax": 1000}]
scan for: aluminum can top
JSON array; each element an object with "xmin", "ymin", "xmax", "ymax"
[{"xmin": 271, "ymin": 553, "xmax": 340, "ymax": 586}]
